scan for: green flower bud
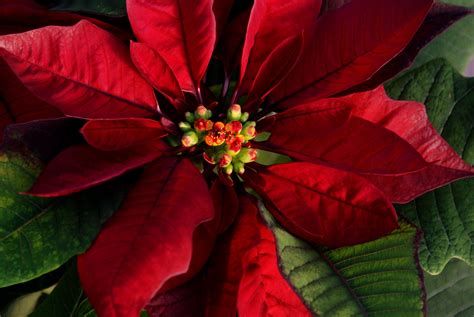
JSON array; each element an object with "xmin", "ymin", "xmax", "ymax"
[
  {"xmin": 240, "ymin": 112, "xmax": 249, "ymax": 122},
  {"xmin": 227, "ymin": 104, "xmax": 241, "ymax": 121},
  {"xmin": 238, "ymin": 147, "xmax": 257, "ymax": 163},
  {"xmin": 233, "ymin": 160, "xmax": 245, "ymax": 174},
  {"xmin": 242, "ymin": 121, "xmax": 257, "ymax": 140},
  {"xmin": 223, "ymin": 163, "xmax": 233, "ymax": 175},
  {"xmin": 179, "ymin": 121, "xmax": 192, "ymax": 131},
  {"xmin": 181, "ymin": 131, "xmax": 199, "ymax": 147},
  {"xmin": 185, "ymin": 112, "xmax": 195, "ymax": 123}
]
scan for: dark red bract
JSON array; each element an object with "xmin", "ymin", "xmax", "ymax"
[{"xmin": 1, "ymin": 0, "xmax": 473, "ymax": 316}]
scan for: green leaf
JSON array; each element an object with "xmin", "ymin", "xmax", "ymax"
[
  {"xmin": 260, "ymin": 204, "xmax": 425, "ymax": 317},
  {"xmin": 412, "ymin": 1, "xmax": 474, "ymax": 74},
  {"xmin": 385, "ymin": 58, "xmax": 474, "ymax": 274},
  {"xmin": 52, "ymin": 0, "xmax": 126, "ymax": 17},
  {"xmin": 0, "ymin": 148, "xmax": 127, "ymax": 287},
  {"xmin": 30, "ymin": 262, "xmax": 86, "ymax": 317},
  {"xmin": 425, "ymin": 259, "xmax": 474, "ymax": 316},
  {"xmin": 30, "ymin": 261, "xmax": 150, "ymax": 317}
]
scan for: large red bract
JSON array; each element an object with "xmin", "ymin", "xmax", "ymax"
[{"xmin": 1, "ymin": 0, "xmax": 473, "ymax": 316}]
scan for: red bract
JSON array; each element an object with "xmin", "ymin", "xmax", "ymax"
[{"xmin": 1, "ymin": 0, "xmax": 473, "ymax": 316}]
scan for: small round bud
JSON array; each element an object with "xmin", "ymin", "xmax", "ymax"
[
  {"xmin": 185, "ymin": 112, "xmax": 195, "ymax": 123},
  {"xmin": 179, "ymin": 122, "xmax": 192, "ymax": 131},
  {"xmin": 223, "ymin": 164, "xmax": 233, "ymax": 175},
  {"xmin": 233, "ymin": 161, "xmax": 245, "ymax": 174},
  {"xmin": 227, "ymin": 104, "xmax": 242, "ymax": 121},
  {"xmin": 181, "ymin": 131, "xmax": 198, "ymax": 147},
  {"xmin": 238, "ymin": 147, "xmax": 257, "ymax": 163},
  {"xmin": 194, "ymin": 118, "xmax": 212, "ymax": 132},
  {"xmin": 240, "ymin": 112, "xmax": 249, "ymax": 122},
  {"xmin": 219, "ymin": 153, "xmax": 232, "ymax": 168},
  {"xmin": 242, "ymin": 121, "xmax": 257, "ymax": 140},
  {"xmin": 195, "ymin": 105, "xmax": 212, "ymax": 119},
  {"xmin": 225, "ymin": 121, "xmax": 243, "ymax": 134}
]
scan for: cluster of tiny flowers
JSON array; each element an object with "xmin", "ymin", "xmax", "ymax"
[{"xmin": 179, "ymin": 104, "xmax": 257, "ymax": 175}]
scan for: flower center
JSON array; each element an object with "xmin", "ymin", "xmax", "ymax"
[{"xmin": 179, "ymin": 104, "xmax": 258, "ymax": 175}]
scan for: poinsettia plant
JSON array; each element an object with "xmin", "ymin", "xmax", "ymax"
[{"xmin": 0, "ymin": 0, "xmax": 473, "ymax": 316}]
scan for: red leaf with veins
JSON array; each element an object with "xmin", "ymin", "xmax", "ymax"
[
  {"xmin": 271, "ymin": 0, "xmax": 433, "ymax": 107},
  {"xmin": 0, "ymin": 21, "xmax": 156, "ymax": 119},
  {"xmin": 245, "ymin": 33, "xmax": 304, "ymax": 110},
  {"xmin": 127, "ymin": 0, "xmax": 216, "ymax": 93},
  {"xmin": 130, "ymin": 41, "xmax": 184, "ymax": 103},
  {"xmin": 237, "ymin": 197, "xmax": 312, "ymax": 317},
  {"xmin": 26, "ymin": 140, "xmax": 168, "ymax": 197},
  {"xmin": 342, "ymin": 87, "xmax": 474, "ymax": 203},
  {"xmin": 259, "ymin": 98, "xmax": 429, "ymax": 175},
  {"xmin": 205, "ymin": 196, "xmax": 262, "ymax": 317},
  {"xmin": 78, "ymin": 158, "xmax": 215, "ymax": 317},
  {"xmin": 0, "ymin": 60, "xmax": 61, "ymax": 141},
  {"xmin": 244, "ymin": 162, "xmax": 398, "ymax": 248},
  {"xmin": 345, "ymin": 3, "xmax": 474, "ymax": 94},
  {"xmin": 81, "ymin": 118, "xmax": 167, "ymax": 151},
  {"xmin": 239, "ymin": 0, "xmax": 321, "ymax": 94},
  {"xmin": 0, "ymin": 0, "xmax": 128, "ymax": 38}
]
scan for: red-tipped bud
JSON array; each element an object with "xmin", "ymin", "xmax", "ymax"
[
  {"xmin": 219, "ymin": 153, "xmax": 232, "ymax": 167},
  {"xmin": 194, "ymin": 118, "xmax": 212, "ymax": 132},
  {"xmin": 242, "ymin": 121, "xmax": 257, "ymax": 140},
  {"xmin": 195, "ymin": 105, "xmax": 212, "ymax": 119},
  {"xmin": 223, "ymin": 164, "xmax": 233, "ymax": 175},
  {"xmin": 238, "ymin": 147, "xmax": 257, "ymax": 163},
  {"xmin": 203, "ymin": 152, "xmax": 216, "ymax": 164},
  {"xmin": 181, "ymin": 131, "xmax": 198, "ymax": 147},
  {"xmin": 225, "ymin": 121, "xmax": 243, "ymax": 134},
  {"xmin": 233, "ymin": 161, "xmax": 245, "ymax": 174},
  {"xmin": 227, "ymin": 104, "xmax": 241, "ymax": 121}
]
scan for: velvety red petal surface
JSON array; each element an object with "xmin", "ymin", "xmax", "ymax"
[
  {"xmin": 78, "ymin": 158, "xmax": 215, "ymax": 317},
  {"xmin": 244, "ymin": 162, "xmax": 398, "ymax": 248},
  {"xmin": 127, "ymin": 0, "xmax": 215, "ymax": 94},
  {"xmin": 0, "ymin": 21, "xmax": 156, "ymax": 119},
  {"xmin": 237, "ymin": 197, "xmax": 312, "ymax": 316},
  {"xmin": 0, "ymin": 0, "xmax": 127, "ymax": 37},
  {"xmin": 212, "ymin": 0, "xmax": 234, "ymax": 40},
  {"xmin": 271, "ymin": 0, "xmax": 433, "ymax": 107},
  {"xmin": 81, "ymin": 118, "xmax": 166, "ymax": 151},
  {"xmin": 345, "ymin": 2, "xmax": 474, "ymax": 94},
  {"xmin": 26, "ymin": 140, "xmax": 168, "ymax": 197},
  {"xmin": 130, "ymin": 41, "xmax": 184, "ymax": 103},
  {"xmin": 343, "ymin": 87, "xmax": 474, "ymax": 202},
  {"xmin": 0, "ymin": 60, "xmax": 62, "ymax": 141},
  {"xmin": 245, "ymin": 33, "xmax": 304, "ymax": 110},
  {"xmin": 239, "ymin": 0, "xmax": 320, "ymax": 94},
  {"xmin": 259, "ymin": 98, "xmax": 429, "ymax": 175},
  {"xmin": 205, "ymin": 195, "xmax": 259, "ymax": 316}
]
